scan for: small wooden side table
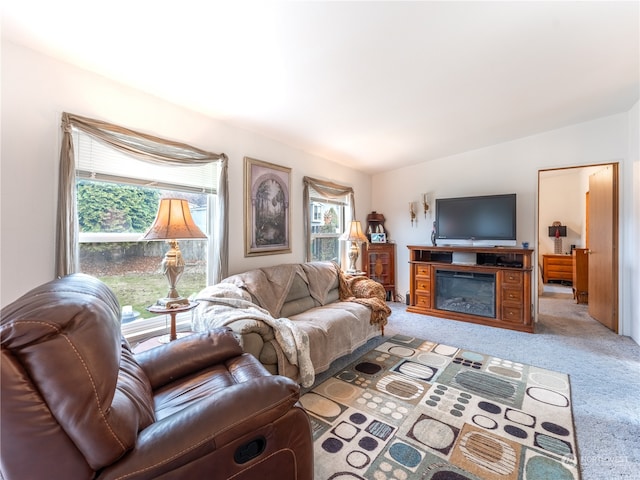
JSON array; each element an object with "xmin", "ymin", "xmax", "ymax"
[
  {"xmin": 345, "ymin": 270, "xmax": 368, "ymax": 277},
  {"xmin": 146, "ymin": 301, "xmax": 198, "ymax": 342}
]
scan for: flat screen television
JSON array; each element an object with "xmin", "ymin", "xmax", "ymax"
[{"xmin": 435, "ymin": 193, "xmax": 517, "ymax": 247}]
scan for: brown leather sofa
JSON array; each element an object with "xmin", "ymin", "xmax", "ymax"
[{"xmin": 1, "ymin": 274, "xmax": 313, "ymax": 479}]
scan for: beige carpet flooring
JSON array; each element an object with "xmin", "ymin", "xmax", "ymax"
[{"xmin": 306, "ymin": 287, "xmax": 640, "ymax": 479}]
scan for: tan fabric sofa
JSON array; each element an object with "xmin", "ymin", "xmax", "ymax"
[{"xmin": 193, "ymin": 261, "xmax": 390, "ymax": 387}]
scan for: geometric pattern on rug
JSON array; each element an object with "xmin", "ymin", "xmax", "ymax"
[{"xmin": 300, "ymin": 335, "xmax": 580, "ymax": 480}]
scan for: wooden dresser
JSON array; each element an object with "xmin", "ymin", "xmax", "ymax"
[
  {"xmin": 361, "ymin": 242, "xmax": 395, "ymax": 301},
  {"xmin": 542, "ymin": 254, "xmax": 573, "ymax": 284},
  {"xmin": 572, "ymin": 248, "xmax": 589, "ymax": 304}
]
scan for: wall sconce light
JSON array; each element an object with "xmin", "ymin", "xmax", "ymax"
[
  {"xmin": 410, "ymin": 202, "xmax": 416, "ymax": 226},
  {"xmin": 422, "ymin": 193, "xmax": 430, "ymax": 218}
]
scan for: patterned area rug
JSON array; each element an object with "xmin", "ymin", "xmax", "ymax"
[{"xmin": 300, "ymin": 335, "xmax": 580, "ymax": 480}]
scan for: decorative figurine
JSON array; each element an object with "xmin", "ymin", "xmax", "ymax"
[{"xmin": 431, "ymin": 221, "xmax": 437, "ymax": 246}]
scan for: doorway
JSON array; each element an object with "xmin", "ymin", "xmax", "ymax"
[{"xmin": 537, "ymin": 164, "xmax": 619, "ymax": 332}]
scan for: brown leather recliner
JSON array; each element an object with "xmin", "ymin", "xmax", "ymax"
[{"xmin": 1, "ymin": 274, "xmax": 314, "ymax": 479}]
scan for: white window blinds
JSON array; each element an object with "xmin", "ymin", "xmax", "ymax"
[{"xmin": 75, "ymin": 130, "xmax": 218, "ymax": 193}]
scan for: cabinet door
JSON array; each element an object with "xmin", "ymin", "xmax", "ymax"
[
  {"xmin": 363, "ymin": 244, "xmax": 395, "ymax": 287},
  {"xmin": 368, "ymin": 250, "xmax": 391, "ymax": 285}
]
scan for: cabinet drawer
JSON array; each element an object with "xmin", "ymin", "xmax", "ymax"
[
  {"xmin": 367, "ymin": 243, "xmax": 389, "ymax": 251},
  {"xmin": 503, "ymin": 271, "xmax": 523, "ymax": 285},
  {"xmin": 415, "ymin": 293, "xmax": 430, "ymax": 308},
  {"xmin": 502, "ymin": 305, "xmax": 523, "ymax": 323},
  {"xmin": 502, "ymin": 287, "xmax": 523, "ymax": 304},
  {"xmin": 547, "ymin": 257, "xmax": 572, "ymax": 267},
  {"xmin": 416, "ymin": 279, "xmax": 431, "ymax": 291},
  {"xmin": 546, "ymin": 265, "xmax": 572, "ymax": 274},
  {"xmin": 415, "ymin": 265, "xmax": 430, "ymax": 277},
  {"xmin": 545, "ymin": 270, "xmax": 573, "ymax": 282}
]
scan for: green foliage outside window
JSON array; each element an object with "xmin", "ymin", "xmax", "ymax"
[
  {"xmin": 319, "ymin": 208, "xmax": 338, "ymax": 233},
  {"xmin": 312, "ymin": 207, "xmax": 340, "ymax": 262},
  {"xmin": 77, "ymin": 181, "xmax": 160, "ymax": 233},
  {"xmin": 77, "ymin": 180, "xmax": 207, "ymax": 320}
]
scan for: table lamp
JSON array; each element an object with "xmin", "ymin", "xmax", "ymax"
[
  {"xmin": 141, "ymin": 198, "xmax": 207, "ymax": 307},
  {"xmin": 548, "ymin": 221, "xmax": 567, "ymax": 254},
  {"xmin": 340, "ymin": 220, "xmax": 368, "ymax": 273}
]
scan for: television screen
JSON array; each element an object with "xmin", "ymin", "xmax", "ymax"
[{"xmin": 435, "ymin": 193, "xmax": 517, "ymax": 246}]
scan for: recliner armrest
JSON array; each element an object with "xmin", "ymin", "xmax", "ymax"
[
  {"xmin": 97, "ymin": 375, "xmax": 301, "ymax": 479},
  {"xmin": 135, "ymin": 327, "xmax": 242, "ymax": 390}
]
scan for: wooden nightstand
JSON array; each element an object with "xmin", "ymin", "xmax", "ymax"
[{"xmin": 542, "ymin": 254, "xmax": 573, "ymax": 284}]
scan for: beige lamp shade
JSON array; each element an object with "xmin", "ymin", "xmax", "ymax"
[
  {"xmin": 141, "ymin": 198, "xmax": 207, "ymax": 240},
  {"xmin": 339, "ymin": 220, "xmax": 368, "ymax": 243},
  {"xmin": 340, "ymin": 220, "xmax": 368, "ymax": 273}
]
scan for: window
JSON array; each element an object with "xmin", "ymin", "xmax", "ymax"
[
  {"xmin": 74, "ymin": 131, "xmax": 215, "ymax": 335},
  {"xmin": 312, "ymin": 203, "xmax": 323, "ymax": 222},
  {"xmin": 303, "ymin": 177, "xmax": 355, "ymax": 264},
  {"xmin": 57, "ymin": 113, "xmax": 228, "ymax": 344},
  {"xmin": 309, "ymin": 197, "xmax": 345, "ymax": 262},
  {"xmin": 76, "ymin": 182, "xmax": 211, "ymax": 314}
]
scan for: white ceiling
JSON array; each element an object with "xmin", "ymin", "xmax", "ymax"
[{"xmin": 2, "ymin": 1, "xmax": 639, "ymax": 174}]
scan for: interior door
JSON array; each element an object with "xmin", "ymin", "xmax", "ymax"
[{"xmin": 587, "ymin": 164, "xmax": 618, "ymax": 332}]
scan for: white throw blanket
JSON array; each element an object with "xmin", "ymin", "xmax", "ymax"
[{"xmin": 192, "ymin": 283, "xmax": 315, "ymax": 387}]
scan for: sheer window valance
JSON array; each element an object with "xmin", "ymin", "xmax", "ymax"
[
  {"xmin": 303, "ymin": 176, "xmax": 356, "ymax": 262},
  {"xmin": 56, "ymin": 112, "xmax": 229, "ymax": 282}
]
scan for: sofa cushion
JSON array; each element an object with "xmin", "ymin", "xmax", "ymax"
[
  {"xmin": 289, "ymin": 301, "xmax": 378, "ymax": 374},
  {"xmin": 325, "ymin": 286, "xmax": 340, "ymax": 305},
  {"xmin": 286, "ymin": 273, "xmax": 312, "ymax": 302},
  {"xmin": 280, "ymin": 274, "xmax": 316, "ymax": 317}
]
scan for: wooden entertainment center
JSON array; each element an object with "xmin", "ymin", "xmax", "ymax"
[{"xmin": 407, "ymin": 245, "xmax": 534, "ymax": 333}]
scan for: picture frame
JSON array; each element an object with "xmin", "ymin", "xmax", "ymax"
[
  {"xmin": 244, "ymin": 157, "xmax": 292, "ymax": 256},
  {"xmin": 371, "ymin": 232, "xmax": 387, "ymax": 243}
]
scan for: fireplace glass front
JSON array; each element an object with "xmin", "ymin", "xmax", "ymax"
[{"xmin": 435, "ymin": 270, "xmax": 496, "ymax": 318}]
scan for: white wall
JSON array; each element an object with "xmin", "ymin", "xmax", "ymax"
[
  {"xmin": 0, "ymin": 40, "xmax": 372, "ymax": 305},
  {"xmin": 372, "ymin": 111, "xmax": 639, "ymax": 340},
  {"xmin": 2, "ymin": 40, "xmax": 638, "ymax": 343},
  {"xmin": 624, "ymin": 101, "xmax": 640, "ymax": 344},
  {"xmin": 537, "ymin": 165, "xmax": 602, "ymax": 259},
  {"xmin": 538, "ymin": 169, "xmax": 586, "ymax": 255}
]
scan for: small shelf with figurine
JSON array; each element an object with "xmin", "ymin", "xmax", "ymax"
[
  {"xmin": 365, "ymin": 211, "xmax": 387, "ymax": 241},
  {"xmin": 362, "ymin": 211, "xmax": 396, "ymax": 301}
]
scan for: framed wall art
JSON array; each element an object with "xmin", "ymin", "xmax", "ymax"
[{"xmin": 244, "ymin": 157, "xmax": 292, "ymax": 256}]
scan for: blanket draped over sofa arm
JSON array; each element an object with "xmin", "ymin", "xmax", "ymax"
[
  {"xmin": 192, "ymin": 283, "xmax": 316, "ymax": 387},
  {"xmin": 337, "ymin": 265, "xmax": 391, "ymax": 335},
  {"xmin": 193, "ymin": 261, "xmax": 391, "ymax": 386}
]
